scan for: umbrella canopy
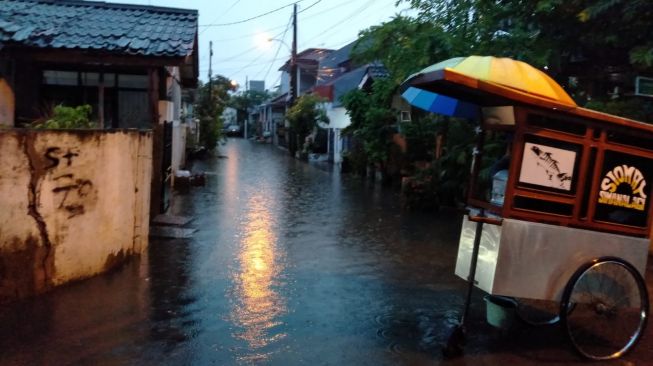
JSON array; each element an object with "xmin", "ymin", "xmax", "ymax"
[
  {"xmin": 402, "ymin": 56, "xmax": 577, "ymax": 110},
  {"xmin": 402, "ymin": 86, "xmax": 479, "ymax": 119}
]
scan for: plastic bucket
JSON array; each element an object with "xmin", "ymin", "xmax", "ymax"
[{"xmin": 484, "ymin": 295, "xmax": 517, "ymax": 330}]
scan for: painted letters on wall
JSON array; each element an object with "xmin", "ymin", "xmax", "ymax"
[{"xmin": 43, "ymin": 146, "xmax": 97, "ymax": 219}]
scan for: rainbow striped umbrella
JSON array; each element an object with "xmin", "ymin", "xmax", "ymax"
[
  {"xmin": 401, "ymin": 87, "xmax": 479, "ymax": 119},
  {"xmin": 402, "ymin": 56, "xmax": 577, "ymax": 110}
]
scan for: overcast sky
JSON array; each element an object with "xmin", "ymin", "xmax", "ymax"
[{"xmin": 114, "ymin": 0, "xmax": 408, "ymax": 91}]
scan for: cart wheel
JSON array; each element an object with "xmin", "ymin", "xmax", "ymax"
[
  {"xmin": 516, "ymin": 298, "xmax": 561, "ymax": 326},
  {"xmin": 560, "ymin": 257, "xmax": 649, "ymax": 360}
]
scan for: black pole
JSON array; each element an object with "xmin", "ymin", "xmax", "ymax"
[
  {"xmin": 443, "ymin": 208, "xmax": 485, "ymax": 358},
  {"xmin": 290, "ymin": 3, "xmax": 297, "ymax": 103},
  {"xmin": 208, "ymin": 41, "xmax": 213, "ymax": 100},
  {"xmin": 287, "ymin": 3, "xmax": 298, "ymax": 155},
  {"xmin": 460, "ymin": 210, "xmax": 485, "ymax": 326}
]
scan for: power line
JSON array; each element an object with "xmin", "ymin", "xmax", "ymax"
[
  {"xmin": 208, "ymin": 23, "xmax": 289, "ymax": 43},
  {"xmin": 202, "ymin": 0, "xmax": 323, "ymax": 44},
  {"xmin": 300, "ymin": 0, "xmax": 376, "ymax": 48},
  {"xmin": 199, "ymin": 0, "xmax": 242, "ymax": 35},
  {"xmin": 299, "ymin": 0, "xmax": 322, "ymax": 13},
  {"xmin": 199, "ymin": 56, "xmax": 291, "ymax": 72},
  {"xmin": 200, "ymin": 0, "xmax": 308, "ymax": 27},
  {"xmin": 259, "ymin": 14, "xmax": 294, "ymax": 81},
  {"xmin": 299, "ymin": 0, "xmax": 364, "ymax": 21},
  {"xmin": 213, "ymin": 27, "xmax": 288, "ymax": 63},
  {"xmin": 228, "ymin": 13, "xmax": 294, "ymax": 82}
]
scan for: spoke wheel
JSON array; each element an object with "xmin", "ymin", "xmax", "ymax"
[{"xmin": 561, "ymin": 257, "xmax": 649, "ymax": 360}]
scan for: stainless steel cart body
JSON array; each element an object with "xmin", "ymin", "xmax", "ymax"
[{"xmin": 455, "ymin": 216, "xmax": 649, "ymax": 301}]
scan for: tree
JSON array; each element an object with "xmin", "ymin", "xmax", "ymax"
[
  {"xmin": 341, "ymin": 78, "xmax": 397, "ymax": 172},
  {"xmin": 229, "ymin": 89, "xmax": 272, "ymax": 125},
  {"xmin": 352, "ymin": 16, "xmax": 452, "ymax": 84},
  {"xmin": 194, "ymin": 75, "xmax": 236, "ymax": 150},
  {"xmin": 285, "ymin": 94, "xmax": 329, "ymax": 159}
]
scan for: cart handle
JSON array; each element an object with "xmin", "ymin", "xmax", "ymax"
[{"xmin": 468, "ymin": 215, "xmax": 503, "ymax": 226}]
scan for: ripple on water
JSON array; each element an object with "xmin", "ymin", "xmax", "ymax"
[{"xmin": 374, "ymin": 307, "xmax": 455, "ymax": 356}]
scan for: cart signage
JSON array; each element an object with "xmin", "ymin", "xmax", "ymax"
[
  {"xmin": 595, "ymin": 151, "xmax": 653, "ymax": 227},
  {"xmin": 598, "ymin": 165, "xmax": 647, "ymax": 211},
  {"xmin": 519, "ymin": 142, "xmax": 577, "ymax": 191}
]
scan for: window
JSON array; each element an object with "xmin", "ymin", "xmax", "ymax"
[
  {"xmin": 118, "ymin": 74, "xmax": 148, "ymax": 89},
  {"xmin": 517, "ymin": 135, "xmax": 582, "ymax": 194},
  {"xmin": 400, "ymin": 110, "xmax": 411, "ymax": 122},
  {"xmin": 43, "ymin": 70, "xmax": 78, "ymax": 86}
]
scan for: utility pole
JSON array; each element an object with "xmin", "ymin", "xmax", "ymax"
[
  {"xmin": 245, "ymin": 75, "xmax": 248, "ymax": 139},
  {"xmin": 208, "ymin": 41, "xmax": 213, "ymax": 100},
  {"xmin": 290, "ymin": 3, "xmax": 297, "ymax": 104},
  {"xmin": 286, "ymin": 3, "xmax": 299, "ymax": 155}
]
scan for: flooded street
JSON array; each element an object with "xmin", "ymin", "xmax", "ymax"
[{"xmin": 1, "ymin": 138, "xmax": 651, "ymax": 365}]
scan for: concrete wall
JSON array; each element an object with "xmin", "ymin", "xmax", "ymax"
[
  {"xmin": 325, "ymin": 105, "xmax": 351, "ymax": 164},
  {"xmin": 171, "ymin": 121, "xmax": 187, "ymax": 173},
  {"xmin": 0, "ymin": 78, "xmax": 15, "ymax": 127},
  {"xmin": 0, "ymin": 129, "xmax": 152, "ymax": 302}
]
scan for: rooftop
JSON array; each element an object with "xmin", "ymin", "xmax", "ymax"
[{"xmin": 0, "ymin": 0, "xmax": 198, "ymax": 58}]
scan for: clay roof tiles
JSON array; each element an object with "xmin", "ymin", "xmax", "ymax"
[{"xmin": 0, "ymin": 0, "xmax": 197, "ymax": 58}]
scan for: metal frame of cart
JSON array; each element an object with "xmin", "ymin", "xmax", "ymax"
[{"xmin": 401, "ymin": 56, "xmax": 651, "ymax": 361}]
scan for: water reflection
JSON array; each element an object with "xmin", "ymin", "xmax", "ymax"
[{"xmin": 229, "ymin": 193, "xmax": 287, "ymax": 361}]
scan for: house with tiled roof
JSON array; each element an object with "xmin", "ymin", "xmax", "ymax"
[
  {"xmin": 0, "ymin": 0, "xmax": 199, "ymax": 215},
  {"xmin": 254, "ymin": 48, "xmax": 333, "ymax": 148},
  {"xmin": 312, "ymin": 41, "xmax": 389, "ymax": 164}
]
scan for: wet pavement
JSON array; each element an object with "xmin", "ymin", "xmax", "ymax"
[{"xmin": 1, "ymin": 138, "xmax": 652, "ymax": 365}]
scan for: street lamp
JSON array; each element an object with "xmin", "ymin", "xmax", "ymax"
[{"xmin": 267, "ymin": 37, "xmax": 298, "ymax": 104}]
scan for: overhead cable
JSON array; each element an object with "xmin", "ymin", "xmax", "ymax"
[{"xmin": 200, "ymin": 0, "xmax": 308, "ymax": 27}]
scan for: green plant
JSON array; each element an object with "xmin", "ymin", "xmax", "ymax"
[
  {"xmin": 194, "ymin": 75, "xmax": 236, "ymax": 150},
  {"xmin": 401, "ymin": 114, "xmax": 439, "ymax": 162},
  {"xmin": 401, "ymin": 164, "xmax": 440, "ymax": 211},
  {"xmin": 286, "ymin": 94, "xmax": 329, "ymax": 158},
  {"xmin": 32, "ymin": 104, "xmax": 96, "ymax": 129},
  {"xmin": 341, "ymin": 78, "xmax": 397, "ymax": 172}
]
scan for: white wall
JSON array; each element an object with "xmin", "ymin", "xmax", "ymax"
[
  {"xmin": 325, "ymin": 105, "xmax": 351, "ymax": 163},
  {"xmin": 171, "ymin": 121, "xmax": 187, "ymax": 174},
  {"xmin": 0, "ymin": 129, "xmax": 152, "ymax": 301},
  {"xmin": 326, "ymin": 105, "xmax": 351, "ymax": 129},
  {"xmin": 221, "ymin": 107, "xmax": 237, "ymax": 126}
]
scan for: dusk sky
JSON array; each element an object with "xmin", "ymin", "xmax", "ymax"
[{"xmin": 115, "ymin": 0, "xmax": 409, "ymax": 91}]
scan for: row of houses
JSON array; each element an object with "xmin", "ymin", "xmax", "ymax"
[
  {"xmin": 250, "ymin": 41, "xmax": 413, "ymax": 164},
  {"xmin": 0, "ymin": 0, "xmax": 200, "ymax": 301}
]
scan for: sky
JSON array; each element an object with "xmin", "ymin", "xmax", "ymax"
[{"xmin": 114, "ymin": 0, "xmax": 409, "ymax": 91}]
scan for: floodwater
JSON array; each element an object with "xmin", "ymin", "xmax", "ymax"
[{"xmin": 1, "ymin": 138, "xmax": 651, "ymax": 365}]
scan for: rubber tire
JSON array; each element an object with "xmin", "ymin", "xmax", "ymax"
[{"xmin": 560, "ymin": 257, "xmax": 649, "ymax": 360}]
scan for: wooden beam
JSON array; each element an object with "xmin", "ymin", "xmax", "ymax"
[{"xmin": 2, "ymin": 47, "xmax": 186, "ymax": 68}]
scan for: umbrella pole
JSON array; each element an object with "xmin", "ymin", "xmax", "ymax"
[{"xmin": 443, "ymin": 209, "xmax": 485, "ymax": 358}]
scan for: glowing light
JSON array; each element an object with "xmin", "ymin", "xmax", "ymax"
[
  {"xmin": 254, "ymin": 32, "xmax": 274, "ymax": 51},
  {"xmin": 229, "ymin": 194, "xmax": 286, "ymax": 354}
]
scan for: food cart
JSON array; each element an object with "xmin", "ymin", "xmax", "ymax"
[{"xmin": 401, "ymin": 56, "xmax": 650, "ymax": 360}]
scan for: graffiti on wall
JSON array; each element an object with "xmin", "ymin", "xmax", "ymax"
[{"xmin": 44, "ymin": 146, "xmax": 97, "ymax": 218}]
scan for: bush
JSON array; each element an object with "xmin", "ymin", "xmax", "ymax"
[
  {"xmin": 33, "ymin": 104, "xmax": 96, "ymax": 129},
  {"xmin": 401, "ymin": 165, "xmax": 439, "ymax": 211}
]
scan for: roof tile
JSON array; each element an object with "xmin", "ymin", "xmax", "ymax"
[{"xmin": 0, "ymin": 0, "xmax": 197, "ymax": 58}]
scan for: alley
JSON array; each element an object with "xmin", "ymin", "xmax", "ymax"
[{"xmin": 1, "ymin": 138, "xmax": 652, "ymax": 365}]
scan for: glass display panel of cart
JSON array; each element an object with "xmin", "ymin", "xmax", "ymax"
[
  {"xmin": 517, "ymin": 135, "xmax": 582, "ymax": 194},
  {"xmin": 594, "ymin": 150, "xmax": 653, "ymax": 228}
]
